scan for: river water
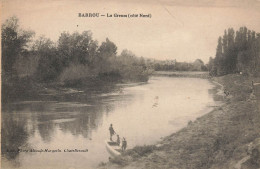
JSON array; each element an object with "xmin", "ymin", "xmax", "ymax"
[{"xmin": 1, "ymin": 74, "xmax": 218, "ymax": 169}]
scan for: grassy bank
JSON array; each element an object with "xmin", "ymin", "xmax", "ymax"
[
  {"xmin": 153, "ymin": 71, "xmax": 210, "ymax": 79},
  {"xmin": 99, "ymin": 74, "xmax": 260, "ymax": 169},
  {"xmin": 1, "ymin": 72, "xmax": 150, "ymax": 105}
]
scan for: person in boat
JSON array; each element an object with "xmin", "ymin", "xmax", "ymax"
[
  {"xmin": 109, "ymin": 124, "xmax": 116, "ymax": 141},
  {"xmin": 116, "ymin": 135, "xmax": 120, "ymax": 146},
  {"xmin": 122, "ymin": 137, "xmax": 127, "ymax": 151}
]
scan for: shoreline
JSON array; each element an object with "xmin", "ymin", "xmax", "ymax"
[
  {"xmin": 153, "ymin": 71, "xmax": 210, "ymax": 79},
  {"xmin": 98, "ymin": 74, "xmax": 260, "ymax": 169}
]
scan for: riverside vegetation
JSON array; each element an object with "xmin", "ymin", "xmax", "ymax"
[
  {"xmin": 2, "ymin": 16, "xmax": 260, "ymax": 169},
  {"xmin": 99, "ymin": 27, "xmax": 260, "ymax": 169},
  {"xmin": 2, "ymin": 17, "xmax": 216, "ymax": 104},
  {"xmin": 99, "ymin": 74, "xmax": 260, "ymax": 169},
  {"xmin": 2, "ymin": 17, "xmax": 151, "ymax": 103}
]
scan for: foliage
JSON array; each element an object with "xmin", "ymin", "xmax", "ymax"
[
  {"xmin": 32, "ymin": 37, "xmax": 63, "ymax": 81},
  {"xmin": 109, "ymin": 156, "xmax": 129, "ymax": 166},
  {"xmin": 1, "ymin": 17, "xmax": 150, "ymax": 87},
  {"xmin": 116, "ymin": 50, "xmax": 150, "ymax": 82},
  {"xmin": 124, "ymin": 145, "xmax": 156, "ymax": 158},
  {"xmin": 209, "ymin": 27, "xmax": 260, "ymax": 77},
  {"xmin": 150, "ymin": 59, "xmax": 207, "ymax": 72},
  {"xmin": 1, "ymin": 16, "xmax": 34, "ymax": 78},
  {"xmin": 57, "ymin": 31, "xmax": 98, "ymax": 66}
]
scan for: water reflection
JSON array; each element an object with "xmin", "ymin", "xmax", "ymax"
[
  {"xmin": 1, "ymin": 113, "xmax": 30, "ymax": 162},
  {"xmin": 2, "ymin": 75, "xmax": 219, "ymax": 169},
  {"xmin": 37, "ymin": 121, "xmax": 55, "ymax": 143},
  {"xmin": 2, "ymin": 85, "xmax": 121, "ymax": 168}
]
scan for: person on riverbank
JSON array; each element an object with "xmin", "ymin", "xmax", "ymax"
[
  {"xmin": 122, "ymin": 137, "xmax": 127, "ymax": 151},
  {"xmin": 224, "ymin": 88, "xmax": 229, "ymax": 96},
  {"xmin": 109, "ymin": 124, "xmax": 115, "ymax": 141},
  {"xmin": 251, "ymin": 80, "xmax": 254, "ymax": 92},
  {"xmin": 116, "ymin": 135, "xmax": 120, "ymax": 146}
]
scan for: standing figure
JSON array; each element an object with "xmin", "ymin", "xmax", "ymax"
[
  {"xmin": 251, "ymin": 80, "xmax": 254, "ymax": 93},
  {"xmin": 224, "ymin": 88, "xmax": 229, "ymax": 96},
  {"xmin": 122, "ymin": 137, "xmax": 127, "ymax": 151},
  {"xmin": 109, "ymin": 124, "xmax": 115, "ymax": 141},
  {"xmin": 116, "ymin": 135, "xmax": 120, "ymax": 146}
]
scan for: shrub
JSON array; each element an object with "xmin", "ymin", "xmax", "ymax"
[{"xmin": 124, "ymin": 145, "xmax": 156, "ymax": 158}]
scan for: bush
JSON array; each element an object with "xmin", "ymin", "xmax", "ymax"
[
  {"xmin": 59, "ymin": 64, "xmax": 91, "ymax": 82},
  {"xmin": 124, "ymin": 145, "xmax": 156, "ymax": 158},
  {"xmin": 109, "ymin": 156, "xmax": 129, "ymax": 166}
]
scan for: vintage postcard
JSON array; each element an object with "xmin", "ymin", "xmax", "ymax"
[{"xmin": 1, "ymin": 0, "xmax": 260, "ymax": 169}]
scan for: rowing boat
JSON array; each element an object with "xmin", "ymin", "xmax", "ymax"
[{"xmin": 105, "ymin": 139, "xmax": 121, "ymax": 156}]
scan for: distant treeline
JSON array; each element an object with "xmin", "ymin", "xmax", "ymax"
[
  {"xmin": 149, "ymin": 59, "xmax": 208, "ymax": 72},
  {"xmin": 2, "ymin": 17, "xmax": 151, "ymax": 86},
  {"xmin": 208, "ymin": 27, "xmax": 260, "ymax": 76}
]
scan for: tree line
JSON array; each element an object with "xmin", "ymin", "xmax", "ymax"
[
  {"xmin": 1, "ymin": 16, "xmax": 151, "ymax": 86},
  {"xmin": 208, "ymin": 27, "xmax": 260, "ymax": 76},
  {"xmin": 150, "ymin": 59, "xmax": 208, "ymax": 72}
]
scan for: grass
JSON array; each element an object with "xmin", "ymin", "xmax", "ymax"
[
  {"xmin": 109, "ymin": 156, "xmax": 129, "ymax": 166},
  {"xmin": 123, "ymin": 145, "xmax": 156, "ymax": 159},
  {"xmin": 99, "ymin": 74, "xmax": 260, "ymax": 169}
]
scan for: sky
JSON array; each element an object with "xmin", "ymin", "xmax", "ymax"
[{"xmin": 2, "ymin": 0, "xmax": 260, "ymax": 63}]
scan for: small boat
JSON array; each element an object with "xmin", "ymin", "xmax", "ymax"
[{"xmin": 105, "ymin": 139, "xmax": 122, "ymax": 156}]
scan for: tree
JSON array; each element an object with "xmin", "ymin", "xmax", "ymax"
[
  {"xmin": 225, "ymin": 28, "xmax": 236, "ymax": 73},
  {"xmin": 223, "ymin": 30, "xmax": 228, "ymax": 54},
  {"xmin": 96, "ymin": 38, "xmax": 118, "ymax": 74},
  {"xmin": 214, "ymin": 37, "xmax": 227, "ymax": 75},
  {"xmin": 208, "ymin": 57, "xmax": 215, "ymax": 74},
  {"xmin": 210, "ymin": 27, "xmax": 260, "ymax": 77},
  {"xmin": 193, "ymin": 59, "xmax": 205, "ymax": 71},
  {"xmin": 98, "ymin": 38, "xmax": 117, "ymax": 58},
  {"xmin": 1, "ymin": 16, "xmax": 34, "ymax": 77},
  {"xmin": 33, "ymin": 37, "xmax": 63, "ymax": 82},
  {"xmin": 57, "ymin": 31, "xmax": 98, "ymax": 66}
]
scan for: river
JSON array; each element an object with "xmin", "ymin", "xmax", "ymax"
[{"xmin": 1, "ymin": 73, "xmax": 219, "ymax": 169}]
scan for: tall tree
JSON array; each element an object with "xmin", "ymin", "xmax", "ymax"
[
  {"xmin": 96, "ymin": 38, "xmax": 118, "ymax": 73},
  {"xmin": 98, "ymin": 38, "xmax": 117, "ymax": 58},
  {"xmin": 225, "ymin": 28, "xmax": 236, "ymax": 73},
  {"xmin": 1, "ymin": 16, "xmax": 34, "ymax": 77},
  {"xmin": 33, "ymin": 37, "xmax": 63, "ymax": 82},
  {"xmin": 223, "ymin": 30, "xmax": 228, "ymax": 54},
  {"xmin": 57, "ymin": 31, "xmax": 98, "ymax": 66},
  {"xmin": 214, "ymin": 37, "xmax": 226, "ymax": 75},
  {"xmin": 210, "ymin": 27, "xmax": 260, "ymax": 76}
]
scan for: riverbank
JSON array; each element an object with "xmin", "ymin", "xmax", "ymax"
[
  {"xmin": 153, "ymin": 71, "xmax": 210, "ymax": 79},
  {"xmin": 98, "ymin": 74, "xmax": 260, "ymax": 169},
  {"xmin": 1, "ymin": 73, "xmax": 149, "ymax": 106}
]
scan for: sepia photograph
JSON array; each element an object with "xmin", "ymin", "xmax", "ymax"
[{"xmin": 1, "ymin": 0, "xmax": 260, "ymax": 168}]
